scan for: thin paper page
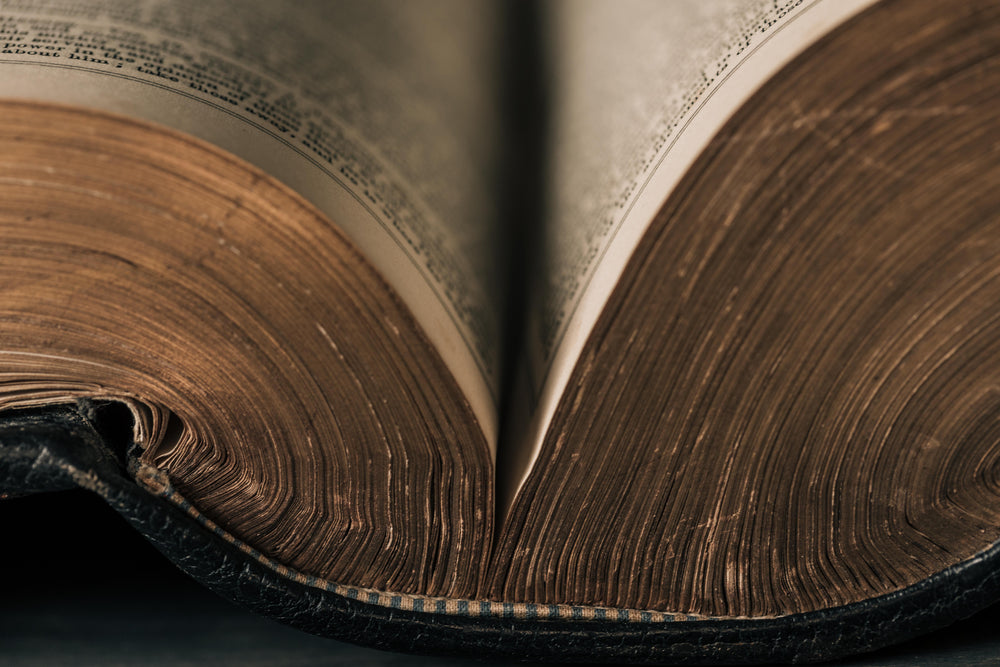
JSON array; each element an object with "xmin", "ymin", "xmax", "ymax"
[
  {"xmin": 512, "ymin": 0, "xmax": 878, "ymax": 496},
  {"xmin": 0, "ymin": 0, "xmax": 503, "ymax": 446}
]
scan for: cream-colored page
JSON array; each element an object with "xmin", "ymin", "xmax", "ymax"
[
  {"xmin": 514, "ymin": 0, "xmax": 879, "ymax": 492},
  {"xmin": 0, "ymin": 0, "xmax": 503, "ymax": 446}
]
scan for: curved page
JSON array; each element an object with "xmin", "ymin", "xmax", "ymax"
[
  {"xmin": 0, "ymin": 0, "xmax": 503, "ymax": 445},
  {"xmin": 512, "ymin": 0, "xmax": 878, "ymax": 495}
]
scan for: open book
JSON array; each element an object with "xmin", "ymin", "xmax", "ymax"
[{"xmin": 3, "ymin": 0, "xmax": 1000, "ymax": 661}]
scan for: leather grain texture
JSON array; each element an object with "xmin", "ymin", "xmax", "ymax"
[{"xmin": 1, "ymin": 404, "xmax": 999, "ymax": 664}]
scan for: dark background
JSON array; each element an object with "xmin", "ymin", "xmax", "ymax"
[{"xmin": 1, "ymin": 489, "xmax": 998, "ymax": 666}]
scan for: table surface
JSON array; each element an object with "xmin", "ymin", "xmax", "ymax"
[{"xmin": 2, "ymin": 490, "xmax": 997, "ymax": 666}]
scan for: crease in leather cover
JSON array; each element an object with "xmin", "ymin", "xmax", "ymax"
[{"xmin": 2, "ymin": 404, "xmax": 1000, "ymax": 665}]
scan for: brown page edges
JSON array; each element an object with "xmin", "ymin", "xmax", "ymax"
[
  {"xmin": 490, "ymin": 0, "xmax": 1000, "ymax": 616},
  {"xmin": 0, "ymin": 101, "xmax": 492, "ymax": 598}
]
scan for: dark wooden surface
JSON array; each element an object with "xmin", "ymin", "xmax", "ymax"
[{"xmin": 1, "ymin": 490, "xmax": 997, "ymax": 666}]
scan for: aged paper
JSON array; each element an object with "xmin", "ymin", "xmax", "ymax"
[
  {"xmin": 0, "ymin": 0, "xmax": 503, "ymax": 445},
  {"xmin": 512, "ymin": 0, "xmax": 880, "ymax": 496}
]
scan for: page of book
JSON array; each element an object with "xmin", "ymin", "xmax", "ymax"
[
  {"xmin": 514, "ymin": 0, "xmax": 879, "ymax": 493},
  {"xmin": 0, "ymin": 0, "xmax": 503, "ymax": 446}
]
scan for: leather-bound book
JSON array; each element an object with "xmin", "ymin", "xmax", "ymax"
[{"xmin": 3, "ymin": 0, "xmax": 1000, "ymax": 662}]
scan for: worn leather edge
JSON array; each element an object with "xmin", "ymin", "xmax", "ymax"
[{"xmin": 1, "ymin": 405, "xmax": 998, "ymax": 664}]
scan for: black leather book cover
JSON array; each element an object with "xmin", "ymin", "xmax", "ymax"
[{"xmin": 2, "ymin": 403, "xmax": 1000, "ymax": 664}]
